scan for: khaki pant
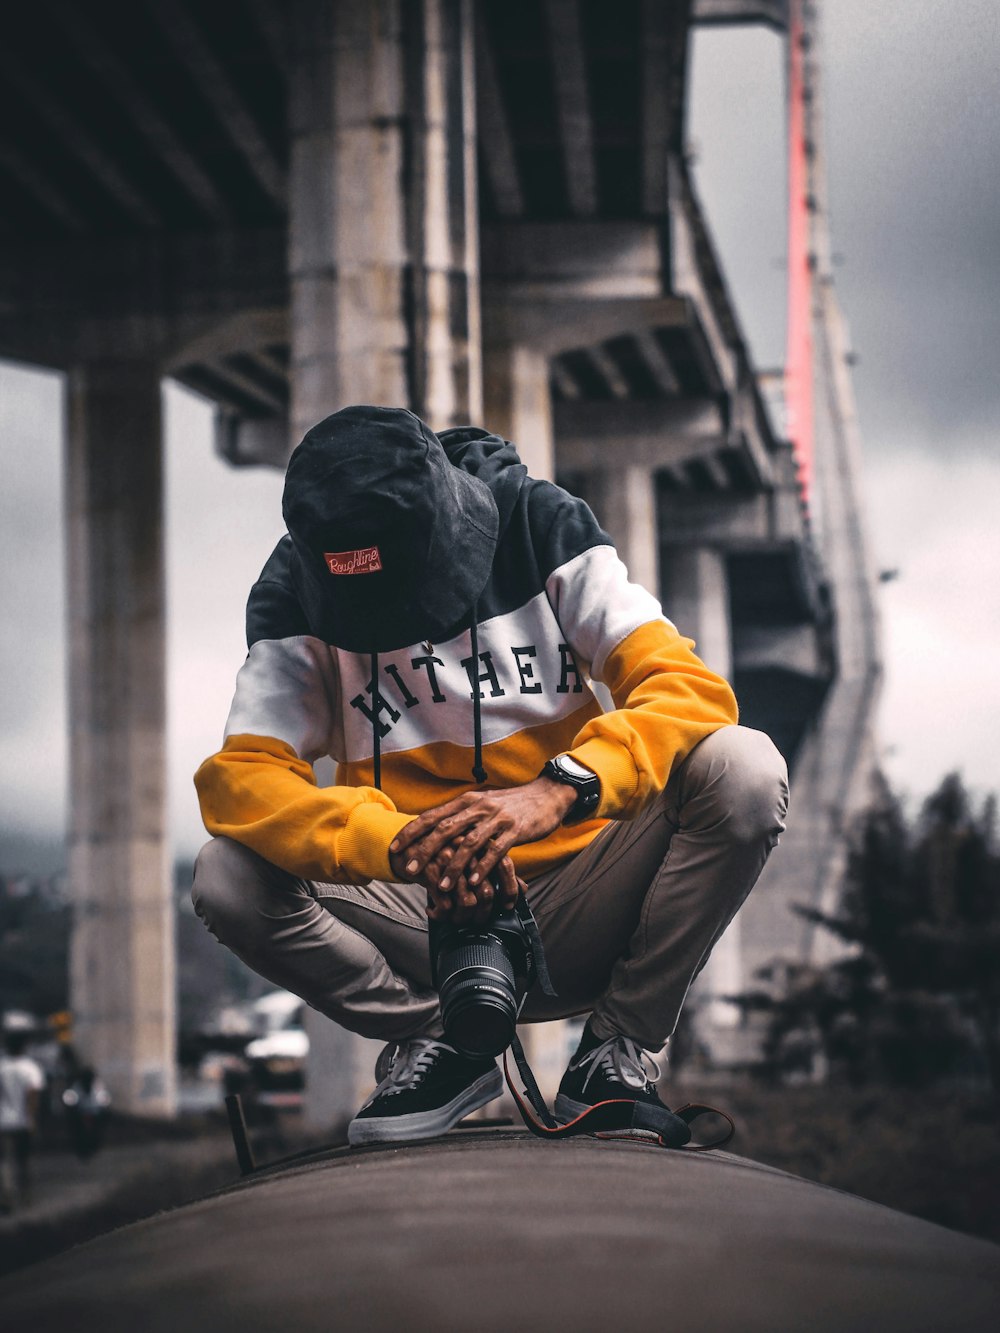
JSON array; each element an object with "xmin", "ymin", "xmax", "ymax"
[{"xmin": 192, "ymin": 726, "xmax": 787, "ymax": 1050}]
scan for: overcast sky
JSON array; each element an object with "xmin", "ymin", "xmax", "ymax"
[
  {"xmin": 689, "ymin": 1, "xmax": 1000, "ymax": 809},
  {"xmin": 1, "ymin": 1, "xmax": 998, "ymax": 872}
]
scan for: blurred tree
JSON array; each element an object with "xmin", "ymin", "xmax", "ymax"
[{"xmin": 736, "ymin": 773, "xmax": 1000, "ymax": 1088}]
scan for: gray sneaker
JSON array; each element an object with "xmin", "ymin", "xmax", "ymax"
[
  {"xmin": 347, "ymin": 1038, "xmax": 503, "ymax": 1146},
  {"xmin": 554, "ymin": 1026, "xmax": 682, "ymax": 1132}
]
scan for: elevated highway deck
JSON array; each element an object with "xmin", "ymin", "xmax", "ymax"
[{"xmin": 0, "ymin": 0, "xmax": 848, "ymax": 1107}]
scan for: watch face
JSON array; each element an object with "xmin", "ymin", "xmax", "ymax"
[{"xmin": 557, "ymin": 755, "xmax": 596, "ymax": 782}]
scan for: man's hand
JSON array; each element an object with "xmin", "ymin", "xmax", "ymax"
[
  {"xmin": 389, "ymin": 777, "xmax": 576, "ymax": 923},
  {"xmin": 388, "ymin": 836, "xmax": 509, "ymax": 923},
  {"xmin": 390, "ymin": 842, "xmax": 520, "ymax": 924}
]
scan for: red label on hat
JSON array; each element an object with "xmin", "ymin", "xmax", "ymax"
[{"xmin": 324, "ymin": 546, "xmax": 383, "ymax": 575}]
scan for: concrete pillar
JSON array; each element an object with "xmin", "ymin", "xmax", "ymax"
[
  {"xmin": 481, "ymin": 349, "xmax": 568, "ymax": 1073},
  {"xmin": 483, "ymin": 344, "xmax": 555, "ymax": 480},
  {"xmin": 660, "ymin": 547, "xmax": 732, "ymax": 677},
  {"xmin": 288, "ymin": 0, "xmax": 481, "ymax": 1126},
  {"xmin": 596, "ymin": 464, "xmax": 659, "ymax": 593},
  {"xmin": 65, "ymin": 360, "xmax": 176, "ymax": 1116},
  {"xmin": 661, "ymin": 545, "xmax": 742, "ymax": 1046},
  {"xmin": 288, "ymin": 0, "xmax": 482, "ymax": 449}
]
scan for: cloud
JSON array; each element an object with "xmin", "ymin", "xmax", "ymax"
[
  {"xmin": 821, "ymin": 0, "xmax": 1000, "ymax": 452},
  {"xmin": 688, "ymin": 27, "xmax": 787, "ymax": 370},
  {"xmin": 691, "ymin": 4, "xmax": 1000, "ymax": 456},
  {"xmin": 0, "ymin": 370, "xmax": 287, "ymax": 858},
  {"xmin": 865, "ymin": 448, "xmax": 1000, "ymax": 799},
  {"xmin": 689, "ymin": 13, "xmax": 1000, "ymax": 803},
  {"xmin": 0, "ymin": 363, "xmax": 67, "ymax": 838},
  {"xmin": 164, "ymin": 384, "xmax": 285, "ymax": 856}
]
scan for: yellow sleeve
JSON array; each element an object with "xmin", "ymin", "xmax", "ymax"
[
  {"xmin": 194, "ymin": 733, "xmax": 413, "ymax": 884},
  {"xmin": 567, "ymin": 621, "xmax": 738, "ymax": 819}
]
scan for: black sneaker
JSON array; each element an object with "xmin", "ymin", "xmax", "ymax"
[
  {"xmin": 347, "ymin": 1038, "xmax": 503, "ymax": 1146},
  {"xmin": 554, "ymin": 1024, "xmax": 679, "ymax": 1129}
]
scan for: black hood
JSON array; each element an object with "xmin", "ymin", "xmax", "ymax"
[
  {"xmin": 436, "ymin": 425, "xmax": 527, "ymax": 536},
  {"xmin": 282, "ymin": 406, "xmax": 524, "ymax": 654}
]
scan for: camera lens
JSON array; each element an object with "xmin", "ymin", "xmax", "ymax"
[{"xmin": 435, "ymin": 933, "xmax": 518, "ymax": 1058}]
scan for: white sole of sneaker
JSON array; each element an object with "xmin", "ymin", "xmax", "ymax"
[
  {"xmin": 347, "ymin": 1068, "xmax": 504, "ymax": 1146},
  {"xmin": 556, "ymin": 1092, "xmax": 684, "ymax": 1142},
  {"xmin": 555, "ymin": 1091, "xmax": 660, "ymax": 1135},
  {"xmin": 554, "ymin": 1093, "xmax": 591, "ymax": 1123}
]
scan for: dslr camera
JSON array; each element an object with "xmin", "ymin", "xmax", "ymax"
[{"xmin": 428, "ymin": 893, "xmax": 551, "ymax": 1058}]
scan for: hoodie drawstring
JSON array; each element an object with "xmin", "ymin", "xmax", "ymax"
[
  {"xmin": 469, "ymin": 614, "xmax": 487, "ymax": 785},
  {"xmin": 370, "ymin": 651, "xmax": 382, "ymax": 790},
  {"xmin": 370, "ymin": 613, "xmax": 487, "ymax": 793}
]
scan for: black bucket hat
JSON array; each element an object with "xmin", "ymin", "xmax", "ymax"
[{"xmin": 282, "ymin": 405, "xmax": 500, "ymax": 653}]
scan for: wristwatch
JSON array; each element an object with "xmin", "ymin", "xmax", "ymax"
[{"xmin": 541, "ymin": 753, "xmax": 601, "ymax": 825}]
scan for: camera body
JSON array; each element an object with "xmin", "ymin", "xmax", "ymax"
[{"xmin": 429, "ymin": 903, "xmax": 538, "ymax": 1058}]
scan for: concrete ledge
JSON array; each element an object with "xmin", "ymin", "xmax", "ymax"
[{"xmin": 1, "ymin": 1131, "xmax": 997, "ymax": 1332}]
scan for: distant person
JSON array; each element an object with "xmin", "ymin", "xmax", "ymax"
[
  {"xmin": 62, "ymin": 1067, "xmax": 111, "ymax": 1159},
  {"xmin": 0, "ymin": 1029, "xmax": 45, "ymax": 1211},
  {"xmin": 192, "ymin": 406, "xmax": 788, "ymax": 1145}
]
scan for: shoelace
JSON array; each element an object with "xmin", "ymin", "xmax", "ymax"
[
  {"xmin": 368, "ymin": 1037, "xmax": 458, "ymax": 1100},
  {"xmin": 568, "ymin": 1035, "xmax": 662, "ymax": 1097}
]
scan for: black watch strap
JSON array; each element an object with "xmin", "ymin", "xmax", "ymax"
[{"xmin": 541, "ymin": 754, "xmax": 601, "ymax": 825}]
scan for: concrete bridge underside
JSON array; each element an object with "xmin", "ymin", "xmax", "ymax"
[{"xmin": 0, "ymin": 0, "xmax": 832, "ymax": 1112}]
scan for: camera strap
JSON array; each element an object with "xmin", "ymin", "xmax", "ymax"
[
  {"xmin": 502, "ymin": 1035, "xmax": 736, "ymax": 1152},
  {"xmin": 515, "ymin": 893, "xmax": 557, "ymax": 998},
  {"xmin": 505, "ymin": 896, "xmax": 732, "ymax": 1149}
]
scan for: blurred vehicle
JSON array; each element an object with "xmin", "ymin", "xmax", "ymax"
[
  {"xmin": 196, "ymin": 990, "xmax": 308, "ymax": 1115},
  {"xmin": 243, "ymin": 1024, "xmax": 309, "ymax": 1111}
]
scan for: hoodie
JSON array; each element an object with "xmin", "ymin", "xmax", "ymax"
[{"xmin": 194, "ymin": 424, "xmax": 738, "ymax": 884}]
